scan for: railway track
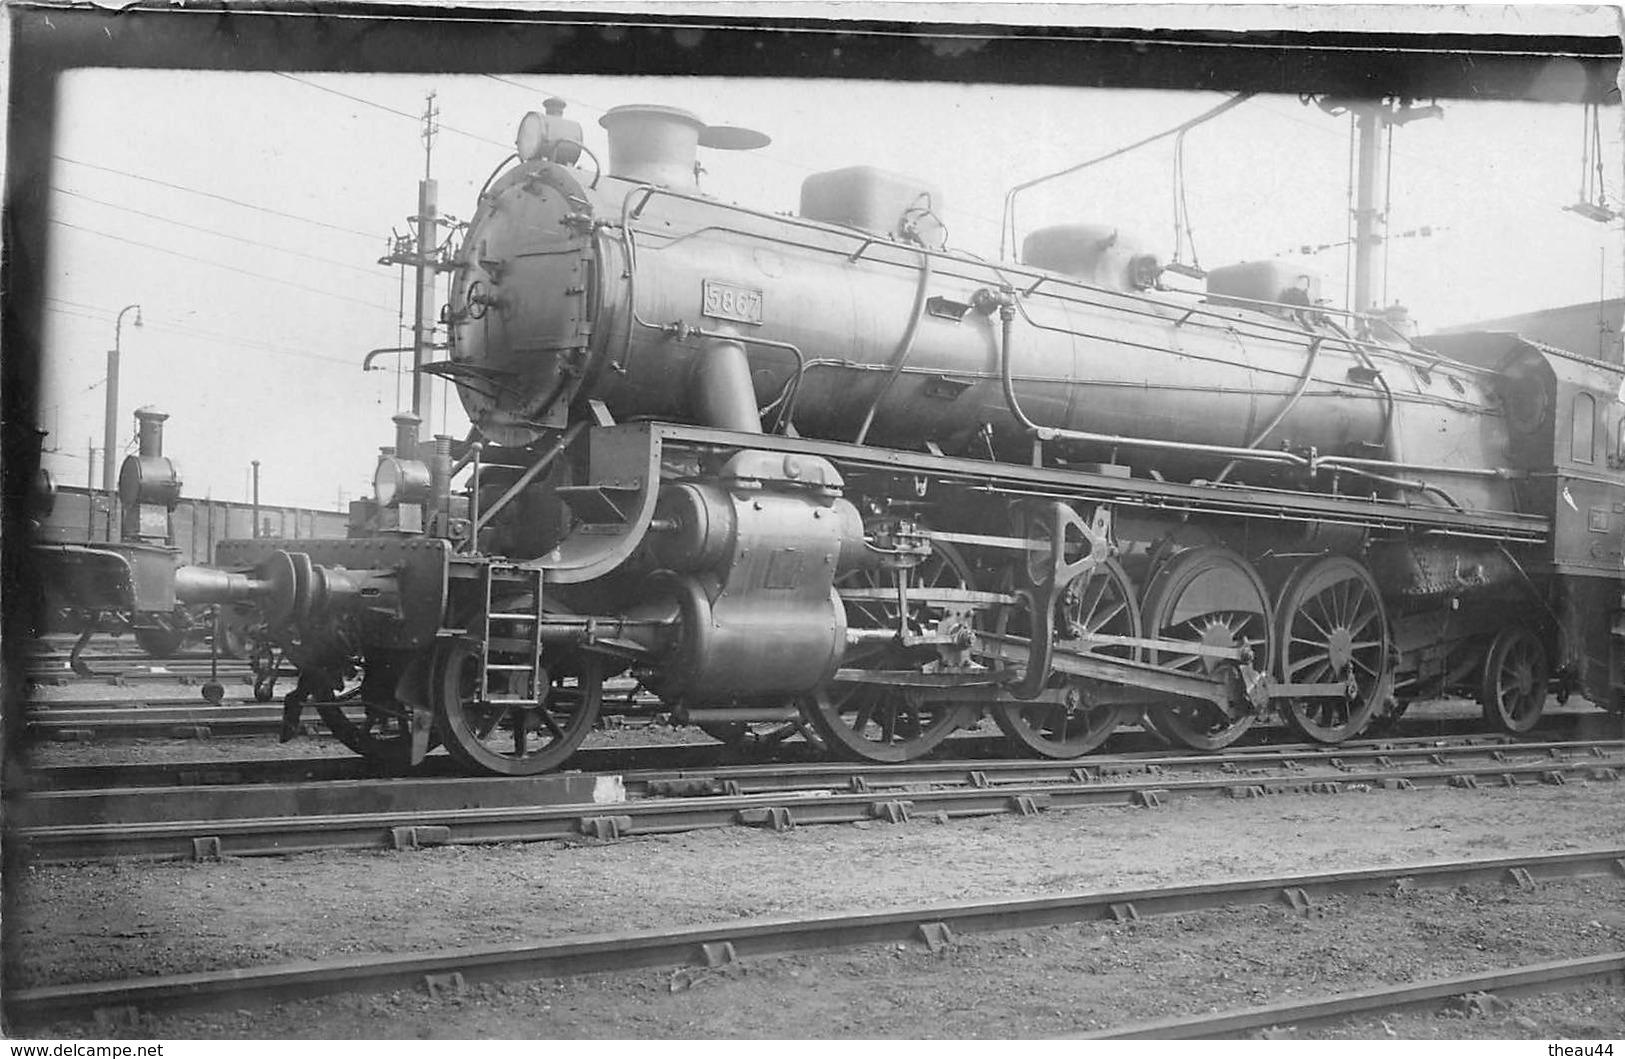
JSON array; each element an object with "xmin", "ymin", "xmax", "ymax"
[
  {"xmin": 21, "ymin": 731, "xmax": 1621, "ymax": 793},
  {"xmin": 24, "ymin": 692, "xmax": 1620, "ymax": 745},
  {"xmin": 1079, "ymin": 953, "xmax": 1625, "ymax": 1039},
  {"xmin": 15, "ymin": 740, "xmax": 1622, "ymax": 862},
  {"xmin": 9, "ymin": 848, "xmax": 1622, "ymax": 1029},
  {"xmin": 26, "ymin": 663, "xmax": 256, "ymax": 687}
]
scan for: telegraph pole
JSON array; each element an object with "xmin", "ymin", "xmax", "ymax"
[
  {"xmin": 86, "ymin": 440, "xmax": 96, "ymax": 541},
  {"xmin": 413, "ymin": 93, "xmax": 439, "ymax": 430},
  {"xmin": 1336, "ymin": 98, "xmax": 1441, "ymax": 314},
  {"xmin": 380, "ymin": 92, "xmax": 442, "ymax": 434},
  {"xmin": 1350, "ymin": 106, "xmax": 1384, "ymax": 315}
]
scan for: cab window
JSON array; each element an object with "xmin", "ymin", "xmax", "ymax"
[{"xmin": 1572, "ymin": 392, "xmax": 1596, "ymax": 463}]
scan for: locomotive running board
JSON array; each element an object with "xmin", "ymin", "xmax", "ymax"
[{"xmin": 654, "ymin": 423, "xmax": 1550, "ymax": 543}]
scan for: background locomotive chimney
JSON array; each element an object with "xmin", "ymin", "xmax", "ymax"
[
  {"xmin": 393, "ymin": 412, "xmax": 422, "ymax": 461},
  {"xmin": 599, "ymin": 104, "xmax": 705, "ymax": 190},
  {"xmin": 134, "ymin": 408, "xmax": 167, "ymax": 458}
]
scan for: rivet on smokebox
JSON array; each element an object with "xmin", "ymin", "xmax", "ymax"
[{"xmin": 783, "ymin": 456, "xmax": 802, "ymax": 479}]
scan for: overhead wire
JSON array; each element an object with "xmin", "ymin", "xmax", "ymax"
[
  {"xmin": 272, "ymin": 72, "xmax": 510, "ymax": 149},
  {"xmin": 53, "ymin": 155, "xmax": 379, "ymax": 240},
  {"xmin": 43, "ymin": 296, "xmax": 387, "ymax": 367},
  {"xmin": 50, "ymin": 219, "xmax": 401, "ymax": 316},
  {"xmin": 1249, "ymin": 94, "xmax": 1622, "ymax": 234},
  {"xmin": 53, "ymin": 186, "xmax": 396, "ymax": 282}
]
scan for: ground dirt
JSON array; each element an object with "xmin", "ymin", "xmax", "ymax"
[{"xmin": 7, "ymin": 736, "xmax": 1625, "ymax": 1040}]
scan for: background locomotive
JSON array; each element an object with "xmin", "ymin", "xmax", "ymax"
[
  {"xmin": 30, "ymin": 410, "xmax": 223, "ymax": 669},
  {"xmin": 170, "ymin": 98, "xmax": 1625, "ymax": 774}
]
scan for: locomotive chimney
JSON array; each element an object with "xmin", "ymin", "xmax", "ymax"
[
  {"xmin": 599, "ymin": 104, "xmax": 705, "ymax": 190},
  {"xmin": 393, "ymin": 412, "xmax": 422, "ymax": 461},
  {"xmin": 134, "ymin": 408, "xmax": 167, "ymax": 457}
]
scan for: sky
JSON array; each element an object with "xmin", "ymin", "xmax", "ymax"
[{"xmin": 39, "ymin": 59, "xmax": 1625, "ymax": 511}]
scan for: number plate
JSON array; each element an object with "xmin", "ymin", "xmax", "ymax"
[{"xmin": 702, "ymin": 280, "xmax": 764, "ymax": 325}]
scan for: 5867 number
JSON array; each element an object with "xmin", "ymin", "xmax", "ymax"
[{"xmin": 702, "ymin": 280, "xmax": 764, "ymax": 325}]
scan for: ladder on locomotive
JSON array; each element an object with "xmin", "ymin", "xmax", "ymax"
[{"xmin": 477, "ymin": 563, "xmax": 545, "ymax": 706}]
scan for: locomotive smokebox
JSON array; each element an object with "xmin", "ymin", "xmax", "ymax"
[{"xmin": 599, "ymin": 104, "xmax": 705, "ymax": 189}]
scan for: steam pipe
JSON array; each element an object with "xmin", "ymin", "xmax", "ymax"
[
  {"xmin": 632, "ymin": 313, "xmax": 807, "ymax": 433},
  {"xmin": 690, "ymin": 327, "xmax": 762, "ymax": 433},
  {"xmin": 363, "ymin": 347, "xmax": 415, "ymax": 372},
  {"xmin": 853, "ymin": 249, "xmax": 933, "ymax": 445},
  {"xmin": 1213, "ymin": 336, "xmax": 1326, "ymax": 484},
  {"xmin": 1314, "ymin": 455, "xmax": 1507, "ymax": 479}
]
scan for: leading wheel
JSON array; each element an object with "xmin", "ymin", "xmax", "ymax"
[
  {"xmin": 802, "ymin": 542, "xmax": 973, "ymax": 763},
  {"xmin": 432, "ymin": 638, "xmax": 602, "ymax": 775},
  {"xmin": 134, "ymin": 617, "xmax": 186, "ymax": 659},
  {"xmin": 1478, "ymin": 626, "xmax": 1548, "ymax": 734},
  {"xmin": 315, "ymin": 656, "xmax": 437, "ymax": 771},
  {"xmin": 1274, "ymin": 555, "xmax": 1391, "ymax": 744},
  {"xmin": 318, "ymin": 695, "xmax": 424, "ymax": 772},
  {"xmin": 1141, "ymin": 546, "xmax": 1272, "ymax": 751},
  {"xmin": 993, "ymin": 558, "xmax": 1139, "ymax": 759}
]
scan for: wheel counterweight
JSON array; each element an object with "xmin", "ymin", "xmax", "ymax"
[{"xmin": 1140, "ymin": 546, "xmax": 1273, "ymax": 751}]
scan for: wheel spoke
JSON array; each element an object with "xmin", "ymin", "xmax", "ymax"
[
  {"xmin": 1288, "ymin": 651, "xmax": 1331, "ymax": 677},
  {"xmin": 1085, "ymin": 599, "xmax": 1126, "ymax": 636},
  {"xmin": 1301, "ymin": 601, "xmax": 1335, "ymax": 641},
  {"xmin": 1346, "ymin": 603, "xmax": 1380, "ymax": 636}
]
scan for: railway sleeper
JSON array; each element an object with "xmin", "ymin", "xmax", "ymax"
[
  {"xmin": 736, "ymin": 806, "xmax": 795, "ymax": 831},
  {"xmin": 1008, "ymin": 793, "xmax": 1049, "ymax": 816},
  {"xmin": 914, "ymin": 921, "xmax": 955, "ymax": 953},
  {"xmin": 423, "ymin": 972, "xmax": 465, "ymax": 1000},
  {"xmin": 578, "ymin": 815, "xmax": 634, "ymax": 840},
  {"xmin": 1278, "ymin": 886, "xmax": 1314, "ymax": 914},
  {"xmin": 390, "ymin": 825, "xmax": 452, "ymax": 850},
  {"xmin": 870, "ymin": 800, "xmax": 913, "ymax": 824}
]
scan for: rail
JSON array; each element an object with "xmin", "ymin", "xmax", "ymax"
[
  {"xmin": 15, "ymin": 753, "xmax": 1621, "ymax": 862},
  {"xmin": 1080, "ymin": 953, "xmax": 1625, "ymax": 1039},
  {"xmin": 9, "ymin": 847, "xmax": 1622, "ymax": 1026}
]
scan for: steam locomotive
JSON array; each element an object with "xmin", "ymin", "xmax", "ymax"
[
  {"xmin": 31, "ymin": 411, "xmax": 217, "ymax": 671},
  {"xmin": 168, "ymin": 98, "xmax": 1625, "ymax": 775}
]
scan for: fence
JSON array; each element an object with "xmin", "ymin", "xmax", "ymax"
[{"xmin": 37, "ymin": 485, "xmax": 349, "ymax": 564}]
